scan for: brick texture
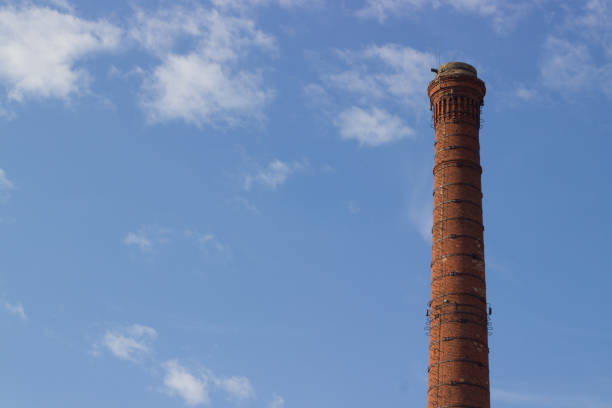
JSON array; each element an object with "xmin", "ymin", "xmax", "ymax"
[{"xmin": 426, "ymin": 63, "xmax": 490, "ymax": 408}]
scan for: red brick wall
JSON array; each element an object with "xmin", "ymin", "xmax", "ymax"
[{"xmin": 426, "ymin": 71, "xmax": 490, "ymax": 408}]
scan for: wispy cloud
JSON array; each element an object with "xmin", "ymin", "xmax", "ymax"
[
  {"xmin": 570, "ymin": 0, "xmax": 612, "ymax": 57},
  {"xmin": 336, "ymin": 106, "xmax": 414, "ymax": 146},
  {"xmin": 211, "ymin": 0, "xmax": 319, "ymax": 10},
  {"xmin": 131, "ymin": 6, "xmax": 275, "ymax": 126},
  {"xmin": 162, "ymin": 360, "xmax": 255, "ymax": 406},
  {"xmin": 214, "ymin": 376, "xmax": 256, "ymax": 401},
  {"xmin": 44, "ymin": 0, "xmax": 75, "ymax": 12},
  {"xmin": 327, "ymin": 44, "xmax": 435, "ymax": 110},
  {"xmin": 0, "ymin": 169, "xmax": 14, "ymax": 191},
  {"xmin": 123, "ymin": 226, "xmax": 169, "ymax": 252},
  {"xmin": 229, "ymin": 196, "xmax": 262, "ymax": 215},
  {"xmin": 515, "ymin": 86, "xmax": 539, "ymax": 101},
  {"xmin": 4, "ymin": 302, "xmax": 27, "ymax": 321},
  {"xmin": 492, "ymin": 387, "xmax": 612, "ymax": 407},
  {"xmin": 539, "ymin": 2, "xmax": 612, "ymax": 98},
  {"xmin": 123, "ymin": 231, "xmax": 153, "ymax": 251},
  {"xmin": 163, "ymin": 360, "xmax": 210, "ymax": 406},
  {"xmin": 244, "ymin": 159, "xmax": 308, "ymax": 190},
  {"xmin": 541, "ymin": 36, "xmax": 596, "ymax": 93},
  {"xmin": 310, "ymin": 43, "xmax": 434, "ymax": 146},
  {"xmin": 408, "ymin": 198, "xmax": 432, "ymax": 242},
  {"xmin": 0, "ymin": 5, "xmax": 120, "ymax": 102},
  {"xmin": 97, "ymin": 326, "xmax": 257, "ymax": 406},
  {"xmin": 492, "ymin": 388, "xmax": 553, "ymax": 405},
  {"xmin": 102, "ymin": 324, "xmax": 158, "ymax": 362},
  {"xmin": 540, "ymin": 34, "xmax": 612, "ymax": 97},
  {"xmin": 268, "ymin": 394, "xmax": 285, "ymax": 408},
  {"xmin": 403, "ymin": 163, "xmax": 433, "ymax": 242},
  {"xmin": 356, "ymin": 0, "xmax": 531, "ymax": 32},
  {"xmin": 123, "ymin": 226, "xmax": 228, "ymax": 254},
  {"xmin": 184, "ymin": 230, "xmax": 230, "ymax": 253}
]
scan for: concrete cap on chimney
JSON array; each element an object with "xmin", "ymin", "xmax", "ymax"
[{"xmin": 437, "ymin": 62, "xmax": 477, "ymax": 78}]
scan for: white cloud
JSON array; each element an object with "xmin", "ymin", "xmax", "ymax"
[
  {"xmin": 163, "ymin": 360, "xmax": 210, "ymax": 406},
  {"xmin": 200, "ymin": 234, "xmax": 228, "ymax": 252},
  {"xmin": 0, "ymin": 5, "xmax": 120, "ymax": 102},
  {"xmin": 356, "ymin": 0, "xmax": 425, "ymax": 22},
  {"xmin": 541, "ymin": 36, "xmax": 595, "ymax": 92},
  {"xmin": 141, "ymin": 53, "xmax": 271, "ymax": 126},
  {"xmin": 132, "ymin": 7, "xmax": 275, "ymax": 126},
  {"xmin": 162, "ymin": 360, "xmax": 256, "ymax": 406},
  {"xmin": 4, "ymin": 302, "xmax": 26, "ymax": 321},
  {"xmin": 268, "ymin": 394, "xmax": 285, "ymax": 408},
  {"xmin": 337, "ymin": 106, "xmax": 413, "ymax": 146},
  {"xmin": 214, "ymin": 376, "xmax": 255, "ymax": 400},
  {"xmin": 408, "ymin": 195, "xmax": 432, "ymax": 242},
  {"xmin": 538, "ymin": 3, "xmax": 612, "ymax": 98},
  {"xmin": 123, "ymin": 225, "xmax": 172, "ymax": 252},
  {"xmin": 313, "ymin": 44, "xmax": 433, "ymax": 145},
  {"xmin": 44, "ymin": 0, "xmax": 74, "ymax": 12},
  {"xmin": 244, "ymin": 159, "xmax": 307, "ymax": 190},
  {"xmin": 327, "ymin": 70, "xmax": 385, "ymax": 100},
  {"xmin": 230, "ymin": 196, "xmax": 262, "ymax": 215},
  {"xmin": 356, "ymin": 0, "xmax": 530, "ymax": 32},
  {"xmin": 404, "ymin": 165, "xmax": 433, "ymax": 242},
  {"xmin": 125, "ymin": 226, "xmax": 229, "ymax": 254},
  {"xmin": 573, "ymin": 0, "xmax": 612, "ymax": 57},
  {"xmin": 492, "ymin": 388, "xmax": 552, "ymax": 405},
  {"xmin": 515, "ymin": 86, "xmax": 538, "ymax": 101},
  {"xmin": 540, "ymin": 36, "xmax": 612, "ymax": 97},
  {"xmin": 184, "ymin": 230, "xmax": 229, "ymax": 253},
  {"xmin": 123, "ymin": 231, "xmax": 153, "ymax": 251},
  {"xmin": 211, "ymin": 0, "xmax": 315, "ymax": 10},
  {"xmin": 492, "ymin": 387, "xmax": 612, "ymax": 407},
  {"xmin": 580, "ymin": 0, "xmax": 612, "ymax": 26},
  {"xmin": 328, "ymin": 44, "xmax": 435, "ymax": 109},
  {"xmin": 103, "ymin": 324, "xmax": 157, "ymax": 362},
  {"xmin": 0, "ymin": 169, "xmax": 14, "ymax": 190}
]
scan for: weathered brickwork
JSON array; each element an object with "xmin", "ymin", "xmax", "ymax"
[{"xmin": 426, "ymin": 62, "xmax": 490, "ymax": 408}]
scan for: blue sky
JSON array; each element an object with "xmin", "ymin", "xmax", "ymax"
[{"xmin": 0, "ymin": 0, "xmax": 611, "ymax": 407}]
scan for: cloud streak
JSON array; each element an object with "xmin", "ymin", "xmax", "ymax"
[
  {"xmin": 4, "ymin": 302, "xmax": 27, "ymax": 321},
  {"xmin": 213, "ymin": 376, "xmax": 256, "ymax": 401},
  {"xmin": 356, "ymin": 0, "xmax": 531, "ymax": 32},
  {"xmin": 244, "ymin": 159, "xmax": 308, "ymax": 190},
  {"xmin": 268, "ymin": 394, "xmax": 285, "ymax": 408},
  {"xmin": 211, "ymin": 0, "xmax": 318, "ymax": 10},
  {"xmin": 123, "ymin": 226, "xmax": 228, "ymax": 254},
  {"xmin": 102, "ymin": 324, "xmax": 158, "ymax": 362},
  {"xmin": 0, "ymin": 169, "xmax": 14, "ymax": 191},
  {"xmin": 123, "ymin": 231, "xmax": 153, "ymax": 251}
]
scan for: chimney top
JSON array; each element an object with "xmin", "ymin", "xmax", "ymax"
[{"xmin": 436, "ymin": 62, "xmax": 477, "ymax": 78}]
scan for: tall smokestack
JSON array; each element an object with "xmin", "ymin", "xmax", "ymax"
[{"xmin": 426, "ymin": 62, "xmax": 490, "ymax": 408}]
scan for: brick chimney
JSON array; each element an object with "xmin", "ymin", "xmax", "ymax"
[{"xmin": 426, "ymin": 62, "xmax": 490, "ymax": 408}]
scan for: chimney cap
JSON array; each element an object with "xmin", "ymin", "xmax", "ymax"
[{"xmin": 436, "ymin": 62, "xmax": 477, "ymax": 78}]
